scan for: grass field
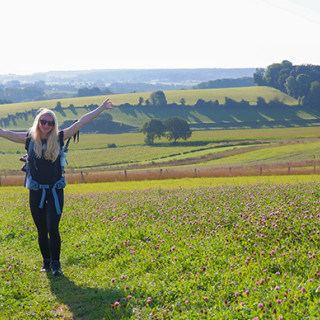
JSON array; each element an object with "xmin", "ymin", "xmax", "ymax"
[
  {"xmin": 1, "ymin": 127, "xmax": 320, "ymax": 177},
  {"xmin": 1, "ymin": 176, "xmax": 320, "ymax": 319},
  {"xmin": 0, "ymin": 87, "xmax": 318, "ymax": 182}
]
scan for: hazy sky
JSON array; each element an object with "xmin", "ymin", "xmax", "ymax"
[{"xmin": 1, "ymin": 0, "xmax": 319, "ymax": 75}]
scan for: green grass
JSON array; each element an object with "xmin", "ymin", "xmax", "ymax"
[
  {"xmin": 1, "ymin": 177, "xmax": 320, "ymax": 319},
  {"xmin": 1, "ymin": 127, "xmax": 320, "ymax": 173},
  {"xmin": 200, "ymin": 141, "xmax": 320, "ymax": 166}
]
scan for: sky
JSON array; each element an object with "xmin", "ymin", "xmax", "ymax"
[{"xmin": 0, "ymin": 0, "xmax": 319, "ymax": 75}]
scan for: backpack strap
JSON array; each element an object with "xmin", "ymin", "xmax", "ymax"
[
  {"xmin": 60, "ymin": 136, "xmax": 72, "ymax": 175},
  {"xmin": 24, "ymin": 138, "xmax": 35, "ymax": 187}
]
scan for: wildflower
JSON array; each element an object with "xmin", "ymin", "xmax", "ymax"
[
  {"xmin": 301, "ymin": 287, "xmax": 306, "ymax": 293},
  {"xmin": 277, "ymin": 299, "xmax": 282, "ymax": 304},
  {"xmin": 258, "ymin": 303, "xmax": 264, "ymax": 308},
  {"xmin": 111, "ymin": 278, "xmax": 116, "ymax": 283}
]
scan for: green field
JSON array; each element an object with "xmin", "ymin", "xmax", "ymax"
[
  {"xmin": 0, "ymin": 87, "xmax": 319, "ymax": 178},
  {"xmin": 1, "ymin": 127, "xmax": 320, "ymax": 174},
  {"xmin": 1, "ymin": 177, "xmax": 320, "ymax": 319}
]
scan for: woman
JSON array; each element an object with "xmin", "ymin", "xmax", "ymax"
[{"xmin": 0, "ymin": 98, "xmax": 114, "ymax": 276}]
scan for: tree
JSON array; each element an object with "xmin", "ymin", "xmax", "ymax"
[
  {"xmin": 305, "ymin": 81, "xmax": 320, "ymax": 108},
  {"xmin": 163, "ymin": 117, "xmax": 192, "ymax": 143},
  {"xmin": 256, "ymin": 97, "xmax": 267, "ymax": 108},
  {"xmin": 285, "ymin": 76, "xmax": 298, "ymax": 97},
  {"xmin": 23, "ymin": 87, "xmax": 45, "ymax": 101},
  {"xmin": 296, "ymin": 74, "xmax": 312, "ymax": 98},
  {"xmin": 264, "ymin": 63, "xmax": 282, "ymax": 89},
  {"xmin": 140, "ymin": 118, "xmax": 166, "ymax": 145},
  {"xmin": 149, "ymin": 91, "xmax": 167, "ymax": 106},
  {"xmin": 55, "ymin": 101, "xmax": 62, "ymax": 111},
  {"xmin": 253, "ymin": 68, "xmax": 266, "ymax": 86},
  {"xmin": 77, "ymin": 87, "xmax": 111, "ymax": 97}
]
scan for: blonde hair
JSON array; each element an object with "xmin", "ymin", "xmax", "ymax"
[{"xmin": 29, "ymin": 108, "xmax": 60, "ymax": 161}]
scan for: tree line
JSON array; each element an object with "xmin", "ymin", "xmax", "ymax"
[
  {"xmin": 253, "ymin": 60, "xmax": 320, "ymax": 108},
  {"xmin": 0, "ymin": 85, "xmax": 113, "ymax": 103},
  {"xmin": 193, "ymin": 77, "xmax": 254, "ymax": 89},
  {"xmin": 0, "ymin": 87, "xmax": 45, "ymax": 103},
  {"xmin": 135, "ymin": 90, "xmax": 289, "ymax": 109}
]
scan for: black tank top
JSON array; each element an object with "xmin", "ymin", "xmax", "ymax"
[{"xmin": 25, "ymin": 131, "xmax": 64, "ymax": 185}]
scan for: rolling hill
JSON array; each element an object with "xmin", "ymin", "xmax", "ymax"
[{"xmin": 0, "ymin": 86, "xmax": 305, "ymax": 132}]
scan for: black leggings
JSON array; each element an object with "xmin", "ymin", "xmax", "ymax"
[{"xmin": 29, "ymin": 189, "xmax": 64, "ymax": 261}]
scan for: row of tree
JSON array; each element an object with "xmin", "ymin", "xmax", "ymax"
[
  {"xmin": 193, "ymin": 77, "xmax": 254, "ymax": 89},
  {"xmin": 0, "ymin": 85, "xmax": 113, "ymax": 103},
  {"xmin": 0, "ymin": 87, "xmax": 46, "ymax": 103},
  {"xmin": 77, "ymin": 87, "xmax": 112, "ymax": 97},
  {"xmin": 135, "ymin": 91, "xmax": 288, "ymax": 109},
  {"xmin": 253, "ymin": 60, "xmax": 320, "ymax": 108},
  {"xmin": 140, "ymin": 117, "xmax": 192, "ymax": 144},
  {"xmin": 0, "ymin": 99, "xmax": 12, "ymax": 105}
]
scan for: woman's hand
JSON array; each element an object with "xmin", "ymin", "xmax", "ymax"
[
  {"xmin": 101, "ymin": 98, "xmax": 114, "ymax": 110},
  {"xmin": 64, "ymin": 98, "xmax": 114, "ymax": 140}
]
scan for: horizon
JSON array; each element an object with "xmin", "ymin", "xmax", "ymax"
[{"xmin": 0, "ymin": 66, "xmax": 257, "ymax": 77}]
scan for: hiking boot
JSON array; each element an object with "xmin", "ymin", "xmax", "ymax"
[
  {"xmin": 51, "ymin": 260, "xmax": 63, "ymax": 276},
  {"xmin": 40, "ymin": 259, "xmax": 51, "ymax": 273}
]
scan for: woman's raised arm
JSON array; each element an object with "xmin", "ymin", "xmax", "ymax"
[
  {"xmin": 63, "ymin": 98, "xmax": 114, "ymax": 140},
  {"xmin": 0, "ymin": 128, "xmax": 27, "ymax": 144}
]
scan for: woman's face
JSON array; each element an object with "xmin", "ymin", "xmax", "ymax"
[{"xmin": 38, "ymin": 114, "xmax": 55, "ymax": 136}]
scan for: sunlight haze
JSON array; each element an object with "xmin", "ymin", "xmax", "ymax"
[{"xmin": 1, "ymin": 0, "xmax": 319, "ymax": 75}]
